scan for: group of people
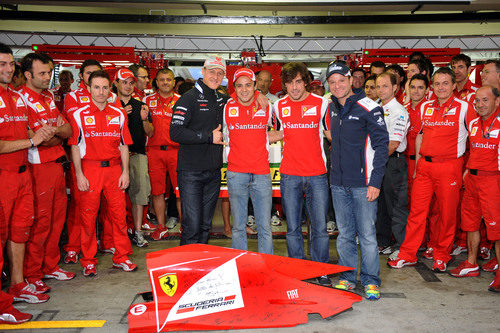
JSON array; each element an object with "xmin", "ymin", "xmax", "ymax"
[{"xmin": 0, "ymin": 38, "xmax": 499, "ymax": 324}]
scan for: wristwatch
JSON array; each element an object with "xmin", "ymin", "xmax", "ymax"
[{"xmin": 29, "ymin": 138, "xmax": 35, "ymax": 148}]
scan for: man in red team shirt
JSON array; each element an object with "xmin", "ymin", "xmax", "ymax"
[
  {"xmin": 63, "ymin": 59, "xmax": 121, "ymax": 263},
  {"xmin": 451, "ymin": 54, "xmax": 480, "ymax": 101},
  {"xmin": 145, "ymin": 68, "xmax": 181, "ymax": 240},
  {"xmin": 448, "ymin": 86, "xmax": 500, "ymax": 292},
  {"xmin": 53, "ymin": 70, "xmax": 74, "ymax": 112},
  {"xmin": 69, "ymin": 70, "xmax": 137, "ymax": 276},
  {"xmin": 223, "ymin": 68, "xmax": 282, "ymax": 254},
  {"xmin": 0, "ymin": 43, "xmax": 55, "ymax": 323},
  {"xmin": 389, "ymin": 67, "xmax": 471, "ymax": 272},
  {"xmin": 273, "ymin": 62, "xmax": 331, "ymax": 285},
  {"xmin": 19, "ymin": 53, "xmax": 75, "ymax": 294}
]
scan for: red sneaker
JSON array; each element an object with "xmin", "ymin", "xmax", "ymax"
[
  {"xmin": 0, "ymin": 305, "xmax": 32, "ymax": 324},
  {"xmin": 44, "ymin": 268, "xmax": 76, "ymax": 281},
  {"xmin": 26, "ymin": 279, "xmax": 51, "ymax": 294},
  {"xmin": 150, "ymin": 225, "xmax": 168, "ymax": 241},
  {"xmin": 83, "ymin": 264, "xmax": 97, "ymax": 277},
  {"xmin": 387, "ymin": 257, "xmax": 417, "ymax": 269},
  {"xmin": 489, "ymin": 271, "xmax": 500, "ymax": 293},
  {"xmin": 63, "ymin": 251, "xmax": 78, "ymax": 264},
  {"xmin": 8, "ymin": 282, "xmax": 50, "ymax": 304},
  {"xmin": 112, "ymin": 260, "xmax": 137, "ymax": 272},
  {"xmin": 423, "ymin": 247, "xmax": 434, "ymax": 260},
  {"xmin": 482, "ymin": 257, "xmax": 498, "ymax": 272},
  {"xmin": 432, "ymin": 260, "xmax": 447, "ymax": 273},
  {"xmin": 142, "ymin": 221, "xmax": 157, "ymax": 231},
  {"xmin": 449, "ymin": 260, "xmax": 480, "ymax": 277}
]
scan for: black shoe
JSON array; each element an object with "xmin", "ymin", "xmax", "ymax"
[
  {"xmin": 317, "ymin": 275, "xmax": 331, "ymax": 286},
  {"xmin": 146, "ymin": 212, "xmax": 157, "ymax": 222}
]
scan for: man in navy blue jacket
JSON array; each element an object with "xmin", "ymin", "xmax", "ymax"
[{"xmin": 325, "ymin": 61, "xmax": 389, "ymax": 300}]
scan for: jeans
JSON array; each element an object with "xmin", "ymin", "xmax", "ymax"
[
  {"xmin": 178, "ymin": 169, "xmax": 221, "ymax": 245},
  {"xmin": 280, "ymin": 173, "xmax": 329, "ymax": 263},
  {"xmin": 331, "ymin": 185, "xmax": 381, "ymax": 286},
  {"xmin": 227, "ymin": 171, "xmax": 273, "ymax": 254}
]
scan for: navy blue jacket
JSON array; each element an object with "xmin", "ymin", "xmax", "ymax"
[{"xmin": 329, "ymin": 91, "xmax": 389, "ymax": 189}]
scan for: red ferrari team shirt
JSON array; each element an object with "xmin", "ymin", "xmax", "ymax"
[
  {"xmin": 454, "ymin": 79, "xmax": 480, "ymax": 101},
  {"xmin": 19, "ymin": 86, "xmax": 66, "ymax": 164},
  {"xmin": 68, "ymin": 102, "xmax": 132, "ymax": 161},
  {"xmin": 52, "ymin": 87, "xmax": 70, "ymax": 114},
  {"xmin": 274, "ymin": 93, "xmax": 329, "ymax": 176},
  {"xmin": 404, "ymin": 99, "xmax": 425, "ymax": 156},
  {"xmin": 419, "ymin": 95, "xmax": 470, "ymax": 159},
  {"xmin": 64, "ymin": 84, "xmax": 121, "ymax": 116},
  {"xmin": 0, "ymin": 85, "xmax": 29, "ymax": 168},
  {"xmin": 467, "ymin": 110, "xmax": 500, "ymax": 171},
  {"xmin": 132, "ymin": 88, "xmax": 145, "ymax": 101},
  {"xmin": 223, "ymin": 98, "xmax": 273, "ymax": 175},
  {"xmin": 145, "ymin": 92, "xmax": 180, "ymax": 148}
]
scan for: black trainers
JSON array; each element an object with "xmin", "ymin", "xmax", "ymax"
[{"xmin": 317, "ymin": 275, "xmax": 331, "ymax": 286}]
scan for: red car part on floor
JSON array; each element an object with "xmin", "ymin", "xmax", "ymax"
[{"xmin": 128, "ymin": 244, "xmax": 362, "ymax": 332}]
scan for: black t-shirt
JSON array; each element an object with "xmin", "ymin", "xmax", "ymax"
[{"xmin": 122, "ymin": 97, "xmax": 149, "ymax": 154}]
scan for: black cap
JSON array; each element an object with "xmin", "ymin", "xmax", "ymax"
[{"xmin": 326, "ymin": 61, "xmax": 351, "ymax": 79}]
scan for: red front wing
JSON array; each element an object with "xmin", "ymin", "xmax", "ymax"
[{"xmin": 128, "ymin": 244, "xmax": 362, "ymax": 332}]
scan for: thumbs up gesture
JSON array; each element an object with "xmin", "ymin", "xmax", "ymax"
[{"xmin": 212, "ymin": 124, "xmax": 226, "ymax": 145}]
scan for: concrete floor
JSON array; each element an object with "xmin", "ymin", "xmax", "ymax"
[{"xmin": 3, "ymin": 202, "xmax": 499, "ymax": 333}]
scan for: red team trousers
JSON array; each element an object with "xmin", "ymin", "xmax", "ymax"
[
  {"xmin": 78, "ymin": 161, "xmax": 132, "ymax": 266},
  {"xmin": 399, "ymin": 157, "xmax": 463, "ymax": 263},
  {"xmin": 0, "ymin": 169, "xmax": 34, "ymax": 310},
  {"xmin": 24, "ymin": 162, "xmax": 67, "ymax": 280}
]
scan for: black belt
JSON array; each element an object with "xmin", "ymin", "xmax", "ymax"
[
  {"xmin": 18, "ymin": 165, "xmax": 27, "ymax": 173},
  {"xmin": 390, "ymin": 152, "xmax": 404, "ymax": 158},
  {"xmin": 469, "ymin": 169, "xmax": 500, "ymax": 176},
  {"xmin": 160, "ymin": 145, "xmax": 168, "ymax": 151},
  {"xmin": 409, "ymin": 155, "xmax": 416, "ymax": 160}
]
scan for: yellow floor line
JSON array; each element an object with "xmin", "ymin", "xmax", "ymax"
[{"xmin": 0, "ymin": 320, "xmax": 106, "ymax": 330}]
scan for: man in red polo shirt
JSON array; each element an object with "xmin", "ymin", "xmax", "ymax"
[
  {"xmin": 129, "ymin": 64, "xmax": 149, "ymax": 101},
  {"xmin": 451, "ymin": 54, "xmax": 480, "ymax": 101},
  {"xmin": 0, "ymin": 43, "xmax": 54, "ymax": 322},
  {"xmin": 389, "ymin": 67, "xmax": 471, "ymax": 272},
  {"xmin": 223, "ymin": 68, "xmax": 281, "ymax": 254},
  {"xmin": 145, "ymin": 68, "xmax": 181, "ymax": 240},
  {"xmin": 19, "ymin": 53, "xmax": 75, "ymax": 293},
  {"xmin": 69, "ymin": 70, "xmax": 136, "ymax": 276},
  {"xmin": 449, "ymin": 86, "xmax": 500, "ymax": 292},
  {"xmin": 53, "ymin": 70, "xmax": 74, "ymax": 112},
  {"xmin": 63, "ymin": 59, "xmax": 120, "ymax": 263}
]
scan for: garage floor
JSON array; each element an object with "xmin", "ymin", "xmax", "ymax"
[{"xmin": 2, "ymin": 202, "xmax": 498, "ymax": 333}]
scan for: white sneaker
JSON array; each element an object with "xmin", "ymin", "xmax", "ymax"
[
  {"xmin": 102, "ymin": 247, "xmax": 115, "ymax": 255},
  {"xmin": 133, "ymin": 231, "xmax": 149, "ymax": 248},
  {"xmin": 166, "ymin": 217, "xmax": 179, "ymax": 229},
  {"xmin": 247, "ymin": 215, "xmax": 255, "ymax": 227},
  {"xmin": 389, "ymin": 250, "xmax": 400, "ymax": 261},
  {"xmin": 451, "ymin": 245, "xmax": 467, "ymax": 256},
  {"xmin": 326, "ymin": 221, "xmax": 336, "ymax": 233},
  {"xmin": 271, "ymin": 215, "xmax": 281, "ymax": 226}
]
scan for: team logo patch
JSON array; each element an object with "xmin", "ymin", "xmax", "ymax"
[
  {"xmin": 425, "ymin": 108, "xmax": 434, "ymax": 116},
  {"xmin": 489, "ymin": 129, "xmax": 499, "ymax": 138},
  {"xmin": 282, "ymin": 107, "xmax": 291, "ymax": 117},
  {"xmin": 16, "ymin": 98, "xmax": 25, "ymax": 107},
  {"xmin": 106, "ymin": 115, "xmax": 120, "ymax": 126},
  {"xmin": 34, "ymin": 102, "xmax": 45, "ymax": 112},
  {"xmin": 149, "ymin": 100, "xmax": 157, "ymax": 108},
  {"xmin": 302, "ymin": 106, "xmax": 317, "ymax": 117},
  {"xmin": 160, "ymin": 273, "xmax": 178, "ymax": 297},
  {"xmin": 376, "ymin": 116, "xmax": 385, "ymax": 126},
  {"xmin": 79, "ymin": 96, "xmax": 90, "ymax": 103},
  {"xmin": 471, "ymin": 127, "xmax": 478, "ymax": 136},
  {"xmin": 0, "ymin": 97, "xmax": 5, "ymax": 109},
  {"xmin": 253, "ymin": 108, "xmax": 266, "ymax": 117},
  {"xmin": 228, "ymin": 107, "xmax": 239, "ymax": 117},
  {"xmin": 84, "ymin": 116, "xmax": 96, "ymax": 126},
  {"xmin": 50, "ymin": 100, "xmax": 57, "ymax": 110},
  {"xmin": 130, "ymin": 304, "xmax": 146, "ymax": 316},
  {"xmin": 445, "ymin": 107, "xmax": 456, "ymax": 116}
]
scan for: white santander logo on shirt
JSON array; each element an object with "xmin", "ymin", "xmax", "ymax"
[{"xmin": 228, "ymin": 107, "xmax": 239, "ymax": 117}]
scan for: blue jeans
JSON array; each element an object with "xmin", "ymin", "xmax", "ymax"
[
  {"xmin": 331, "ymin": 185, "xmax": 381, "ymax": 286},
  {"xmin": 227, "ymin": 171, "xmax": 273, "ymax": 254},
  {"xmin": 178, "ymin": 169, "xmax": 221, "ymax": 245},
  {"xmin": 280, "ymin": 173, "xmax": 329, "ymax": 263}
]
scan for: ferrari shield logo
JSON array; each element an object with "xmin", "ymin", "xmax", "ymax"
[{"xmin": 159, "ymin": 273, "xmax": 178, "ymax": 297}]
